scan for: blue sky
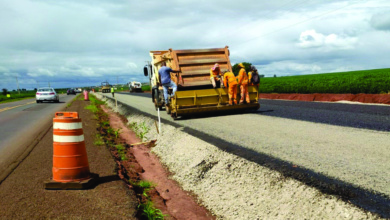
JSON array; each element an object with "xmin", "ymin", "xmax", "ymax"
[{"xmin": 1, "ymin": 0, "xmax": 390, "ymax": 90}]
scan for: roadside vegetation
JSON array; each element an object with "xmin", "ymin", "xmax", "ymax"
[
  {"xmin": 259, "ymin": 68, "xmax": 390, "ymax": 94},
  {"xmin": 85, "ymin": 93, "xmax": 166, "ymax": 219}
]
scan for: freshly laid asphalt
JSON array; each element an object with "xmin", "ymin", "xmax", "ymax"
[{"xmin": 122, "ymin": 92, "xmax": 390, "ymax": 131}]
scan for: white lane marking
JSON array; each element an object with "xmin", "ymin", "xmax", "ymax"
[{"xmin": 0, "ymin": 101, "xmax": 36, "ymax": 113}]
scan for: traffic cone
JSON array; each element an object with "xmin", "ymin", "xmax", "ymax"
[{"xmin": 45, "ymin": 112, "xmax": 98, "ymax": 189}]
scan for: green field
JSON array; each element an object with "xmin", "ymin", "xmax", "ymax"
[{"xmin": 259, "ymin": 68, "xmax": 390, "ymax": 94}]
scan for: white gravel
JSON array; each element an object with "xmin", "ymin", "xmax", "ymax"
[{"xmin": 95, "ymin": 93, "xmax": 383, "ymax": 219}]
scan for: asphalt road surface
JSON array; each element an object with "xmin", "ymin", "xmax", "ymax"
[
  {"xmin": 0, "ymin": 94, "xmax": 76, "ymax": 181},
  {"xmin": 102, "ymin": 92, "xmax": 390, "ymax": 208},
  {"xmin": 119, "ymin": 92, "xmax": 390, "ymax": 131}
]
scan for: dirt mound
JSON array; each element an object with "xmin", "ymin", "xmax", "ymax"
[{"xmin": 260, "ymin": 93, "xmax": 390, "ymax": 104}]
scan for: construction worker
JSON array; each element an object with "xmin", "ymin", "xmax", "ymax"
[
  {"xmin": 210, "ymin": 63, "xmax": 223, "ymax": 88},
  {"xmin": 110, "ymin": 87, "xmax": 115, "ymax": 97},
  {"xmin": 237, "ymin": 63, "xmax": 250, "ymax": 104},
  {"xmin": 248, "ymin": 65, "xmax": 260, "ymax": 88},
  {"xmin": 223, "ymin": 70, "xmax": 238, "ymax": 105},
  {"xmin": 158, "ymin": 61, "xmax": 179, "ymax": 107}
]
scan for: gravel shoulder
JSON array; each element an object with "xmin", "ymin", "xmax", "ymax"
[
  {"xmin": 0, "ymin": 96, "xmax": 138, "ymax": 219},
  {"xmin": 98, "ymin": 93, "xmax": 388, "ymax": 219}
]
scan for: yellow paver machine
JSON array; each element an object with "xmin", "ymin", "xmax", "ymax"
[{"xmin": 143, "ymin": 46, "xmax": 260, "ymax": 119}]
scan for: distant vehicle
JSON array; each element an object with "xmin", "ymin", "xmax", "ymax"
[
  {"xmin": 36, "ymin": 87, "xmax": 59, "ymax": 103},
  {"xmin": 101, "ymin": 81, "xmax": 111, "ymax": 93},
  {"xmin": 75, "ymin": 88, "xmax": 83, "ymax": 93},
  {"xmin": 67, "ymin": 88, "xmax": 76, "ymax": 95},
  {"xmin": 129, "ymin": 81, "xmax": 142, "ymax": 92}
]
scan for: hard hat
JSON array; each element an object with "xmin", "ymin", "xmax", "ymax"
[{"xmin": 238, "ymin": 63, "xmax": 245, "ymax": 68}]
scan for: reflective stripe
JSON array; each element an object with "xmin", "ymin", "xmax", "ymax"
[
  {"xmin": 53, "ymin": 122, "xmax": 82, "ymax": 130},
  {"xmin": 53, "ymin": 135, "xmax": 84, "ymax": 143}
]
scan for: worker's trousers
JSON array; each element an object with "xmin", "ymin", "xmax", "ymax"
[
  {"xmin": 239, "ymin": 84, "xmax": 250, "ymax": 104},
  {"xmin": 162, "ymin": 81, "xmax": 177, "ymax": 104},
  {"xmin": 228, "ymin": 85, "xmax": 237, "ymax": 105}
]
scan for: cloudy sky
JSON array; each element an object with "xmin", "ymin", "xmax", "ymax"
[{"xmin": 1, "ymin": 0, "xmax": 389, "ymax": 90}]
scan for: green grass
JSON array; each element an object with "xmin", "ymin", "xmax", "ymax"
[
  {"xmin": 129, "ymin": 121, "xmax": 150, "ymax": 141},
  {"xmin": 138, "ymin": 200, "xmax": 166, "ymax": 220},
  {"xmin": 259, "ymin": 68, "xmax": 390, "ymax": 94},
  {"xmin": 94, "ymin": 134, "xmax": 104, "ymax": 146},
  {"xmin": 129, "ymin": 180, "xmax": 166, "ymax": 219},
  {"xmin": 85, "ymin": 105, "xmax": 98, "ymax": 113},
  {"xmin": 142, "ymin": 85, "xmax": 151, "ymax": 91},
  {"xmin": 89, "ymin": 94, "xmax": 105, "ymax": 105},
  {"xmin": 115, "ymin": 144, "xmax": 127, "ymax": 161}
]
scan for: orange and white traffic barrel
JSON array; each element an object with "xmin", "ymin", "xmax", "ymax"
[{"xmin": 45, "ymin": 112, "xmax": 97, "ymax": 189}]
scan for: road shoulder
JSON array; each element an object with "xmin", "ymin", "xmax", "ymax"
[{"xmin": 0, "ymin": 96, "xmax": 138, "ymax": 219}]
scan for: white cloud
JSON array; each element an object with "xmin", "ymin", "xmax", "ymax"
[
  {"xmin": 28, "ymin": 68, "xmax": 55, "ymax": 77},
  {"xmin": 298, "ymin": 30, "xmax": 357, "ymax": 50},
  {"xmin": 0, "ymin": 0, "xmax": 389, "ymax": 90},
  {"xmin": 370, "ymin": 12, "xmax": 390, "ymax": 31}
]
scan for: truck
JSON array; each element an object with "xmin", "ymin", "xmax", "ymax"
[
  {"xmin": 101, "ymin": 81, "xmax": 111, "ymax": 93},
  {"xmin": 143, "ymin": 46, "xmax": 260, "ymax": 119},
  {"xmin": 129, "ymin": 81, "xmax": 142, "ymax": 93}
]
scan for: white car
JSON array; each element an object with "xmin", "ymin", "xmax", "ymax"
[{"xmin": 36, "ymin": 87, "xmax": 59, "ymax": 103}]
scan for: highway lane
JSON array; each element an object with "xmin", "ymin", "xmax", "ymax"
[
  {"xmin": 0, "ymin": 94, "xmax": 77, "ymax": 181},
  {"xmin": 119, "ymin": 92, "xmax": 390, "ymax": 131},
  {"xmin": 101, "ymin": 92, "xmax": 390, "ymax": 210}
]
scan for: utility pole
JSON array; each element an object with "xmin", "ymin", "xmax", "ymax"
[
  {"xmin": 116, "ymin": 76, "xmax": 118, "ymax": 85},
  {"xmin": 15, "ymin": 77, "xmax": 20, "ymax": 95},
  {"xmin": 48, "ymin": 81, "xmax": 50, "ymax": 87}
]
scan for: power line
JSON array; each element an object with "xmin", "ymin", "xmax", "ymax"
[{"xmin": 234, "ymin": 1, "xmax": 359, "ymax": 47}]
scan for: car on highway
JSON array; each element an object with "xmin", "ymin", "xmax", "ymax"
[
  {"xmin": 67, "ymin": 88, "xmax": 76, "ymax": 95},
  {"xmin": 36, "ymin": 87, "xmax": 59, "ymax": 103}
]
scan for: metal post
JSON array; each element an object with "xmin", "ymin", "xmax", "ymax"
[
  {"xmin": 157, "ymin": 107, "xmax": 161, "ymax": 134},
  {"xmin": 15, "ymin": 77, "xmax": 20, "ymax": 95}
]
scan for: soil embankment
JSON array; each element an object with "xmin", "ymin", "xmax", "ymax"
[{"xmin": 260, "ymin": 93, "xmax": 390, "ymax": 104}]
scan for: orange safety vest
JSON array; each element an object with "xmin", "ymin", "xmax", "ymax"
[
  {"xmin": 223, "ymin": 72, "xmax": 238, "ymax": 87},
  {"xmin": 237, "ymin": 68, "xmax": 248, "ymax": 85}
]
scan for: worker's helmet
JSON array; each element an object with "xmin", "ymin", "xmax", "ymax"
[{"xmin": 238, "ymin": 63, "xmax": 245, "ymax": 68}]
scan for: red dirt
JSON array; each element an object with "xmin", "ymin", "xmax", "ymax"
[
  {"xmin": 259, "ymin": 93, "xmax": 390, "ymax": 105},
  {"xmin": 101, "ymin": 106, "xmax": 215, "ymax": 220}
]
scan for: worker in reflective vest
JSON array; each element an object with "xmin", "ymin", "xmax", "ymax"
[
  {"xmin": 237, "ymin": 63, "xmax": 250, "ymax": 104},
  {"xmin": 111, "ymin": 87, "xmax": 114, "ymax": 97},
  {"xmin": 223, "ymin": 71, "xmax": 238, "ymax": 105}
]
